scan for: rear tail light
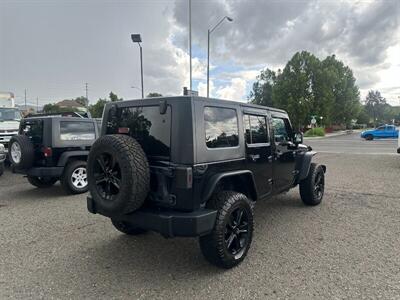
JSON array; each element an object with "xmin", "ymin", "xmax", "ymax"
[
  {"xmin": 118, "ymin": 127, "xmax": 130, "ymax": 134},
  {"xmin": 42, "ymin": 147, "xmax": 52, "ymax": 157}
]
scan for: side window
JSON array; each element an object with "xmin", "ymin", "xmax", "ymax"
[
  {"xmin": 243, "ymin": 114, "xmax": 269, "ymax": 144},
  {"xmin": 377, "ymin": 126, "xmax": 385, "ymax": 131},
  {"xmin": 204, "ymin": 107, "xmax": 239, "ymax": 148},
  {"xmin": 272, "ymin": 118, "xmax": 292, "ymax": 143},
  {"xmin": 20, "ymin": 120, "xmax": 43, "ymax": 144},
  {"xmin": 60, "ymin": 121, "xmax": 96, "ymax": 141}
]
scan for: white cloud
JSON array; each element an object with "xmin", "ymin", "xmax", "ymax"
[{"xmin": 216, "ymin": 78, "xmax": 247, "ymax": 101}]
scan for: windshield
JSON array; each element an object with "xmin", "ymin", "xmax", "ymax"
[{"xmin": 0, "ymin": 108, "xmax": 21, "ymax": 121}]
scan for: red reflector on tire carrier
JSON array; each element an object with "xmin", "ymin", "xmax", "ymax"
[{"xmin": 118, "ymin": 127, "xmax": 130, "ymax": 134}]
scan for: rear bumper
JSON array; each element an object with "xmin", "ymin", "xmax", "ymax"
[
  {"xmin": 87, "ymin": 196, "xmax": 217, "ymax": 238},
  {"xmin": 14, "ymin": 167, "xmax": 64, "ymax": 177}
]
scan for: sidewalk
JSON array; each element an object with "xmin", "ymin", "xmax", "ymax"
[{"xmin": 304, "ymin": 129, "xmax": 362, "ymax": 139}]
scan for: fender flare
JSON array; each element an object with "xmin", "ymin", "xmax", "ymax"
[
  {"xmin": 57, "ymin": 150, "xmax": 89, "ymax": 167},
  {"xmin": 296, "ymin": 151, "xmax": 317, "ymax": 183},
  {"xmin": 202, "ymin": 170, "xmax": 258, "ymax": 202}
]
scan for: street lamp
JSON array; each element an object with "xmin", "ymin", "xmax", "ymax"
[
  {"xmin": 207, "ymin": 16, "xmax": 233, "ymax": 98},
  {"xmin": 131, "ymin": 34, "xmax": 144, "ymax": 98}
]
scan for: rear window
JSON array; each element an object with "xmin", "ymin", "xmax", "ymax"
[
  {"xmin": 110, "ymin": 106, "xmax": 171, "ymax": 158},
  {"xmin": 204, "ymin": 106, "xmax": 239, "ymax": 148},
  {"xmin": 20, "ymin": 120, "xmax": 43, "ymax": 144},
  {"xmin": 60, "ymin": 121, "xmax": 96, "ymax": 141}
]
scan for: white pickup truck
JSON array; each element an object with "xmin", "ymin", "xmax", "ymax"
[
  {"xmin": 0, "ymin": 143, "xmax": 5, "ymax": 176},
  {"xmin": 0, "ymin": 92, "xmax": 21, "ymax": 152}
]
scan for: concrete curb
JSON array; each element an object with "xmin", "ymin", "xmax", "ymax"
[{"xmin": 304, "ymin": 130, "xmax": 362, "ymax": 140}]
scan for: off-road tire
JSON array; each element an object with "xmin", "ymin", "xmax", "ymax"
[
  {"xmin": 61, "ymin": 160, "xmax": 88, "ymax": 194},
  {"xmin": 8, "ymin": 135, "xmax": 34, "ymax": 169},
  {"xmin": 0, "ymin": 163, "xmax": 4, "ymax": 176},
  {"xmin": 199, "ymin": 191, "xmax": 254, "ymax": 269},
  {"xmin": 365, "ymin": 134, "xmax": 373, "ymax": 141},
  {"xmin": 299, "ymin": 163, "xmax": 325, "ymax": 206},
  {"xmin": 87, "ymin": 134, "xmax": 150, "ymax": 214},
  {"xmin": 27, "ymin": 176, "xmax": 58, "ymax": 188},
  {"xmin": 111, "ymin": 219, "xmax": 147, "ymax": 235}
]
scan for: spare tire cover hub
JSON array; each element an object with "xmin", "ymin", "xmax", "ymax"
[{"xmin": 11, "ymin": 142, "xmax": 22, "ymax": 164}]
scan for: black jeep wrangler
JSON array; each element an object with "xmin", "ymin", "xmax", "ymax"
[
  {"xmin": 9, "ymin": 114, "xmax": 99, "ymax": 194},
  {"xmin": 86, "ymin": 96, "xmax": 326, "ymax": 268}
]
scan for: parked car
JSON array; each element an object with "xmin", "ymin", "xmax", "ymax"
[
  {"xmin": 0, "ymin": 143, "xmax": 5, "ymax": 176},
  {"xmin": 361, "ymin": 125, "xmax": 399, "ymax": 140},
  {"xmin": 86, "ymin": 96, "xmax": 326, "ymax": 268},
  {"xmin": 8, "ymin": 114, "xmax": 99, "ymax": 194}
]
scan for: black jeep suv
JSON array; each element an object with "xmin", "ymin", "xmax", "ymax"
[
  {"xmin": 86, "ymin": 96, "xmax": 326, "ymax": 268},
  {"xmin": 9, "ymin": 114, "xmax": 99, "ymax": 194}
]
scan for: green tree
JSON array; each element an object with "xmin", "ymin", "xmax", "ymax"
[
  {"xmin": 365, "ymin": 90, "xmax": 387, "ymax": 125},
  {"xmin": 249, "ymin": 51, "xmax": 361, "ymax": 129},
  {"xmin": 88, "ymin": 92, "xmax": 122, "ymax": 118},
  {"xmin": 249, "ymin": 69, "xmax": 276, "ymax": 107},
  {"xmin": 74, "ymin": 96, "xmax": 88, "ymax": 107},
  {"xmin": 147, "ymin": 92, "xmax": 162, "ymax": 98}
]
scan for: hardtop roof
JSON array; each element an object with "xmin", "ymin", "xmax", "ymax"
[{"xmin": 113, "ymin": 96, "xmax": 287, "ymax": 114}]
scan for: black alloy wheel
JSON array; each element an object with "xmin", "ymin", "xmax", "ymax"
[
  {"xmin": 300, "ymin": 163, "xmax": 325, "ymax": 206},
  {"xmin": 199, "ymin": 191, "xmax": 254, "ymax": 269},
  {"xmin": 93, "ymin": 152, "xmax": 122, "ymax": 201},
  {"xmin": 225, "ymin": 207, "xmax": 250, "ymax": 258},
  {"xmin": 313, "ymin": 169, "xmax": 324, "ymax": 202}
]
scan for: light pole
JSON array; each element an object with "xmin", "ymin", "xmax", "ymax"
[
  {"xmin": 131, "ymin": 85, "xmax": 142, "ymax": 97},
  {"xmin": 207, "ymin": 16, "xmax": 233, "ymax": 98},
  {"xmin": 131, "ymin": 34, "xmax": 144, "ymax": 98}
]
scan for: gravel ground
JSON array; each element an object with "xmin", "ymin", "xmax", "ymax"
[{"xmin": 0, "ymin": 151, "xmax": 399, "ymax": 299}]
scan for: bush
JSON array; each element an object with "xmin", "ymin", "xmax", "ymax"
[{"xmin": 304, "ymin": 127, "xmax": 325, "ymax": 137}]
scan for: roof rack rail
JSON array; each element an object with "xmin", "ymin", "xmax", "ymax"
[{"xmin": 25, "ymin": 111, "xmax": 91, "ymax": 119}]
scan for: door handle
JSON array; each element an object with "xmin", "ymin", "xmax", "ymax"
[{"xmin": 248, "ymin": 154, "xmax": 260, "ymax": 162}]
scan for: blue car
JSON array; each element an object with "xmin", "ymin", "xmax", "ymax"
[{"xmin": 361, "ymin": 125, "xmax": 399, "ymax": 140}]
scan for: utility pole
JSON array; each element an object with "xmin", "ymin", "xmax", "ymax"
[
  {"xmin": 36, "ymin": 97, "xmax": 39, "ymax": 112},
  {"xmin": 85, "ymin": 82, "xmax": 89, "ymax": 106},
  {"xmin": 24, "ymin": 89, "xmax": 27, "ymax": 109},
  {"xmin": 189, "ymin": 0, "xmax": 192, "ymax": 91}
]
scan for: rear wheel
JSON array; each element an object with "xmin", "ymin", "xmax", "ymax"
[
  {"xmin": 27, "ymin": 176, "xmax": 58, "ymax": 188},
  {"xmin": 199, "ymin": 191, "xmax": 254, "ymax": 269},
  {"xmin": 111, "ymin": 219, "xmax": 147, "ymax": 235},
  {"xmin": 61, "ymin": 160, "xmax": 88, "ymax": 194},
  {"xmin": 299, "ymin": 163, "xmax": 325, "ymax": 206}
]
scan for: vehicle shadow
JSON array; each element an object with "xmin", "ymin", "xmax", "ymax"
[
  {"xmin": 74, "ymin": 191, "xmax": 316, "ymax": 285},
  {"xmin": 8, "ymin": 182, "xmax": 73, "ymax": 200}
]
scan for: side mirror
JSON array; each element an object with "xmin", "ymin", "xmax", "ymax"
[{"xmin": 294, "ymin": 132, "xmax": 303, "ymax": 144}]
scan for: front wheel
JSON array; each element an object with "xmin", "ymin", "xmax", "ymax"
[
  {"xmin": 199, "ymin": 191, "xmax": 254, "ymax": 269},
  {"xmin": 365, "ymin": 134, "xmax": 373, "ymax": 141},
  {"xmin": 61, "ymin": 160, "xmax": 88, "ymax": 194},
  {"xmin": 299, "ymin": 163, "xmax": 325, "ymax": 206},
  {"xmin": 27, "ymin": 176, "xmax": 58, "ymax": 188}
]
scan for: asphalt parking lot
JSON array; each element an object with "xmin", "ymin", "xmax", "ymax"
[{"xmin": 0, "ymin": 132, "xmax": 399, "ymax": 299}]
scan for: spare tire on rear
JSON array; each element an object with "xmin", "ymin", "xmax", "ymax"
[
  {"xmin": 87, "ymin": 134, "xmax": 150, "ymax": 214},
  {"xmin": 8, "ymin": 135, "xmax": 34, "ymax": 170}
]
